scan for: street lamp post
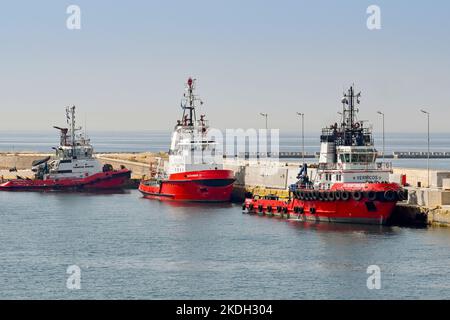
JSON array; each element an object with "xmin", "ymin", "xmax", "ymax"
[
  {"xmin": 296, "ymin": 112, "xmax": 305, "ymax": 164},
  {"xmin": 421, "ymin": 109, "xmax": 430, "ymax": 188},
  {"xmin": 377, "ymin": 111, "xmax": 385, "ymax": 160},
  {"xmin": 260, "ymin": 113, "xmax": 268, "ymax": 130},
  {"xmin": 259, "ymin": 113, "xmax": 269, "ymax": 160}
]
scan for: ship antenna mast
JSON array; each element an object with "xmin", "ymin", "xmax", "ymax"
[
  {"xmin": 341, "ymin": 85, "xmax": 362, "ymax": 145},
  {"xmin": 343, "ymin": 87, "xmax": 358, "ymax": 125},
  {"xmin": 66, "ymin": 105, "xmax": 77, "ymax": 159},
  {"xmin": 181, "ymin": 78, "xmax": 203, "ymax": 127}
]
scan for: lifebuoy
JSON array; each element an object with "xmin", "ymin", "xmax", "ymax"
[
  {"xmin": 334, "ymin": 191, "xmax": 341, "ymax": 200},
  {"xmin": 352, "ymin": 191, "xmax": 363, "ymax": 201},
  {"xmin": 258, "ymin": 205, "xmax": 264, "ymax": 212},
  {"xmin": 299, "ymin": 191, "xmax": 305, "ymax": 200},
  {"xmin": 277, "ymin": 206, "xmax": 282, "ymax": 213},
  {"xmin": 267, "ymin": 206, "xmax": 272, "ymax": 213}
]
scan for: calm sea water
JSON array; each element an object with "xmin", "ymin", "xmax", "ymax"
[
  {"xmin": 1, "ymin": 190, "xmax": 449, "ymax": 300},
  {"xmin": 1, "ymin": 130, "xmax": 450, "ymax": 170}
]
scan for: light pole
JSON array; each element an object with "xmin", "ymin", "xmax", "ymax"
[
  {"xmin": 260, "ymin": 113, "xmax": 268, "ymax": 130},
  {"xmin": 297, "ymin": 112, "xmax": 305, "ymax": 164},
  {"xmin": 421, "ymin": 109, "xmax": 430, "ymax": 188},
  {"xmin": 259, "ymin": 113, "xmax": 269, "ymax": 161},
  {"xmin": 377, "ymin": 111, "xmax": 385, "ymax": 160}
]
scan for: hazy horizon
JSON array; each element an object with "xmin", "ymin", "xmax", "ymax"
[{"xmin": 1, "ymin": 0, "xmax": 449, "ymax": 133}]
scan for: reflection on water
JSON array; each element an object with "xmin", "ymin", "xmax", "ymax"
[
  {"xmin": 0, "ymin": 190, "xmax": 449, "ymax": 299},
  {"xmin": 287, "ymin": 219, "xmax": 395, "ymax": 235}
]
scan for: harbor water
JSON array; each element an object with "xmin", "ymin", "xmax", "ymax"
[{"xmin": 1, "ymin": 190, "xmax": 450, "ymax": 299}]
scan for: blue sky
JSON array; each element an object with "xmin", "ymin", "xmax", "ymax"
[{"xmin": 0, "ymin": 0, "xmax": 449, "ymax": 132}]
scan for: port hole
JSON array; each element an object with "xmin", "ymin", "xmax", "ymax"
[{"xmin": 365, "ymin": 201, "xmax": 377, "ymax": 212}]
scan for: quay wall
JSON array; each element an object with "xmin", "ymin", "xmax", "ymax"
[
  {"xmin": 392, "ymin": 168, "xmax": 450, "ymax": 189},
  {"xmin": 225, "ymin": 161, "xmax": 317, "ymax": 189},
  {"xmin": 96, "ymin": 156, "xmax": 150, "ymax": 179},
  {"xmin": 0, "ymin": 153, "xmax": 51, "ymax": 170}
]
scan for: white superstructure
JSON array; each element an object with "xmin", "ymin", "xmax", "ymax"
[
  {"xmin": 33, "ymin": 106, "xmax": 104, "ymax": 180},
  {"xmin": 167, "ymin": 78, "xmax": 223, "ymax": 176},
  {"xmin": 313, "ymin": 86, "xmax": 392, "ymax": 189}
]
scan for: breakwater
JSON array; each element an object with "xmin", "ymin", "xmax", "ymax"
[{"xmin": 223, "ymin": 151, "xmax": 450, "ymax": 159}]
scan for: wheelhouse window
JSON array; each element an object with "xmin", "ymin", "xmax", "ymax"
[
  {"xmin": 339, "ymin": 151, "xmax": 376, "ymax": 163},
  {"xmin": 344, "ymin": 154, "xmax": 350, "ymax": 163}
]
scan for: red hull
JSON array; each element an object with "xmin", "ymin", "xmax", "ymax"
[
  {"xmin": 139, "ymin": 169, "xmax": 235, "ymax": 202},
  {"xmin": 0, "ymin": 169, "xmax": 131, "ymax": 191},
  {"xmin": 243, "ymin": 183, "xmax": 406, "ymax": 225}
]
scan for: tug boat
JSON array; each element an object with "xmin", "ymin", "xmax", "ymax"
[
  {"xmin": 139, "ymin": 78, "xmax": 235, "ymax": 202},
  {"xmin": 0, "ymin": 106, "xmax": 131, "ymax": 191},
  {"xmin": 243, "ymin": 86, "xmax": 407, "ymax": 225}
]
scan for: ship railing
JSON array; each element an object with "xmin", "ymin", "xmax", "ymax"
[
  {"xmin": 318, "ymin": 163, "xmax": 339, "ymax": 170},
  {"xmin": 317, "ymin": 161, "xmax": 393, "ymax": 170},
  {"xmin": 196, "ymin": 119, "xmax": 209, "ymax": 127}
]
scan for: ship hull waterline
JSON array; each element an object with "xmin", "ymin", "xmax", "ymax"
[
  {"xmin": 139, "ymin": 169, "xmax": 235, "ymax": 202},
  {"xmin": 243, "ymin": 183, "xmax": 404, "ymax": 225},
  {"xmin": 0, "ymin": 169, "xmax": 131, "ymax": 191}
]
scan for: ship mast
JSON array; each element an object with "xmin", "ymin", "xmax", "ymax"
[
  {"xmin": 342, "ymin": 86, "xmax": 360, "ymax": 130},
  {"xmin": 181, "ymin": 78, "xmax": 203, "ymax": 127},
  {"xmin": 66, "ymin": 105, "xmax": 77, "ymax": 159},
  {"xmin": 340, "ymin": 86, "xmax": 363, "ymax": 146}
]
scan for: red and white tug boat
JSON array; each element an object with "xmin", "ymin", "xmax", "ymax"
[
  {"xmin": 0, "ymin": 106, "xmax": 131, "ymax": 191},
  {"xmin": 243, "ymin": 86, "xmax": 407, "ymax": 225},
  {"xmin": 139, "ymin": 78, "xmax": 235, "ymax": 202}
]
